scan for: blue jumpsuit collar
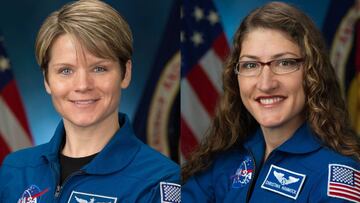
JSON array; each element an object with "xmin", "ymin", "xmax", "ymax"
[
  {"xmin": 244, "ymin": 122, "xmax": 322, "ymax": 155},
  {"xmin": 276, "ymin": 122, "xmax": 321, "ymax": 154},
  {"xmin": 42, "ymin": 113, "xmax": 140, "ymax": 175}
]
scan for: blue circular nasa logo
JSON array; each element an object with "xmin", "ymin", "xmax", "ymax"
[
  {"xmin": 231, "ymin": 156, "xmax": 254, "ymax": 188},
  {"xmin": 18, "ymin": 185, "xmax": 48, "ymax": 203}
]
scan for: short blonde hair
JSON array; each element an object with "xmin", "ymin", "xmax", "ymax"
[{"xmin": 35, "ymin": 0, "xmax": 133, "ymax": 78}]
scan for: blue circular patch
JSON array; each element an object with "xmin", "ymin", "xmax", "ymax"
[
  {"xmin": 231, "ymin": 156, "xmax": 255, "ymax": 188},
  {"xmin": 18, "ymin": 185, "xmax": 42, "ymax": 203}
]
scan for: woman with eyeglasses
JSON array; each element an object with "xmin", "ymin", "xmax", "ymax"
[{"xmin": 182, "ymin": 2, "xmax": 360, "ymax": 202}]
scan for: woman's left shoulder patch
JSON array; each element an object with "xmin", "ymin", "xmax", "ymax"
[
  {"xmin": 160, "ymin": 182, "xmax": 181, "ymax": 203},
  {"xmin": 327, "ymin": 164, "xmax": 360, "ymax": 203}
]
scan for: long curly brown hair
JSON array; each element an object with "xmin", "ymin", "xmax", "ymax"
[{"xmin": 182, "ymin": 1, "xmax": 360, "ymax": 182}]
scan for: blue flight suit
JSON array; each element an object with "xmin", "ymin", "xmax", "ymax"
[
  {"xmin": 182, "ymin": 122, "xmax": 360, "ymax": 202},
  {"xmin": 0, "ymin": 113, "xmax": 180, "ymax": 203}
]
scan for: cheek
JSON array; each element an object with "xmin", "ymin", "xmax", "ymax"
[
  {"xmin": 238, "ymin": 79, "xmax": 251, "ymax": 101},
  {"xmin": 291, "ymin": 78, "xmax": 306, "ymax": 108},
  {"xmin": 47, "ymin": 79, "xmax": 69, "ymax": 97},
  {"xmin": 102, "ymin": 77, "xmax": 122, "ymax": 95}
]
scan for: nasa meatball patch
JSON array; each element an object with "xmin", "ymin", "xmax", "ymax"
[
  {"xmin": 231, "ymin": 155, "xmax": 255, "ymax": 188},
  {"xmin": 17, "ymin": 185, "xmax": 49, "ymax": 203},
  {"xmin": 67, "ymin": 191, "xmax": 117, "ymax": 203},
  {"xmin": 261, "ymin": 165, "xmax": 306, "ymax": 199}
]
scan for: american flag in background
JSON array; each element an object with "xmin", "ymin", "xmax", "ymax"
[
  {"xmin": 180, "ymin": 0, "xmax": 229, "ymax": 160},
  {"xmin": 0, "ymin": 35, "xmax": 32, "ymax": 163},
  {"xmin": 328, "ymin": 164, "xmax": 360, "ymax": 203}
]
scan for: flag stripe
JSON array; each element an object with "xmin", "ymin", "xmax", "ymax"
[
  {"xmin": 181, "ymin": 79, "xmax": 211, "ymax": 140},
  {"xmin": 180, "ymin": 117, "xmax": 199, "ymax": 159},
  {"xmin": 212, "ymin": 33, "xmax": 230, "ymax": 61},
  {"xmin": 329, "ymin": 191, "xmax": 360, "ymax": 202},
  {"xmin": 186, "ymin": 64, "xmax": 219, "ymax": 117},
  {"xmin": 330, "ymin": 184, "xmax": 360, "ymax": 196},
  {"xmin": 199, "ymin": 49, "xmax": 224, "ymax": 93},
  {"xmin": 180, "ymin": 0, "xmax": 229, "ymax": 160},
  {"xmin": 1, "ymin": 80, "xmax": 32, "ymax": 137},
  {"xmin": 330, "ymin": 182, "xmax": 360, "ymax": 193},
  {"xmin": 0, "ymin": 96, "xmax": 32, "ymax": 150}
]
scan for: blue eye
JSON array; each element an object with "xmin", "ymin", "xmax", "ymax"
[
  {"xmin": 59, "ymin": 68, "xmax": 73, "ymax": 75},
  {"xmin": 94, "ymin": 66, "xmax": 107, "ymax": 72}
]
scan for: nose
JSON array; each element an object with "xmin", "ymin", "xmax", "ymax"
[
  {"xmin": 74, "ymin": 70, "xmax": 93, "ymax": 92},
  {"xmin": 256, "ymin": 65, "xmax": 279, "ymax": 92}
]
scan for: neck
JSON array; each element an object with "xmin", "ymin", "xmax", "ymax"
[
  {"xmin": 62, "ymin": 112, "xmax": 119, "ymax": 158},
  {"xmin": 262, "ymin": 116, "xmax": 305, "ymax": 161}
]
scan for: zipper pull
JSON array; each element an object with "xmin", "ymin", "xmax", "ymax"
[{"xmin": 55, "ymin": 185, "xmax": 61, "ymax": 197}]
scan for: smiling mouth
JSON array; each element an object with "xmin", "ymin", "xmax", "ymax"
[
  {"xmin": 70, "ymin": 99, "xmax": 99, "ymax": 105},
  {"xmin": 257, "ymin": 96, "xmax": 285, "ymax": 105}
]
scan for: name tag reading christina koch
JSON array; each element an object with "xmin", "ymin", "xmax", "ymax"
[
  {"xmin": 261, "ymin": 165, "xmax": 306, "ymax": 200},
  {"xmin": 67, "ymin": 191, "xmax": 117, "ymax": 203}
]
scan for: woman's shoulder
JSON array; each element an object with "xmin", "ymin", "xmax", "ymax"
[
  {"xmin": 305, "ymin": 146, "xmax": 359, "ymax": 169},
  {"xmin": 182, "ymin": 148, "xmax": 246, "ymax": 202},
  {"xmin": 185, "ymin": 148, "xmax": 246, "ymax": 184},
  {"xmin": 1, "ymin": 143, "xmax": 49, "ymax": 168},
  {"xmin": 137, "ymin": 141, "xmax": 179, "ymax": 168},
  {"xmin": 303, "ymin": 147, "xmax": 360, "ymax": 202},
  {"xmin": 125, "ymin": 141, "xmax": 180, "ymax": 181}
]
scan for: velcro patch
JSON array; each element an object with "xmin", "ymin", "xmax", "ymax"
[
  {"xmin": 18, "ymin": 185, "xmax": 49, "ymax": 203},
  {"xmin": 261, "ymin": 165, "xmax": 306, "ymax": 199},
  {"xmin": 67, "ymin": 191, "xmax": 117, "ymax": 203},
  {"xmin": 160, "ymin": 182, "xmax": 181, "ymax": 203},
  {"xmin": 327, "ymin": 164, "xmax": 360, "ymax": 203},
  {"xmin": 231, "ymin": 155, "xmax": 254, "ymax": 188}
]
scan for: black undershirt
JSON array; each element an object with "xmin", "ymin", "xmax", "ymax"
[{"xmin": 59, "ymin": 153, "xmax": 97, "ymax": 185}]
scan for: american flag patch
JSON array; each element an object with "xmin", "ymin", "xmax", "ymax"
[
  {"xmin": 327, "ymin": 164, "xmax": 360, "ymax": 203},
  {"xmin": 160, "ymin": 182, "xmax": 181, "ymax": 203}
]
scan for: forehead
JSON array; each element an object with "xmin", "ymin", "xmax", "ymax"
[
  {"xmin": 49, "ymin": 34, "xmax": 106, "ymax": 65},
  {"xmin": 240, "ymin": 28, "xmax": 301, "ymax": 58}
]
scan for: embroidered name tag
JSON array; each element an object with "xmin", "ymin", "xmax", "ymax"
[
  {"xmin": 261, "ymin": 165, "xmax": 306, "ymax": 199},
  {"xmin": 231, "ymin": 155, "xmax": 254, "ymax": 188},
  {"xmin": 160, "ymin": 182, "xmax": 181, "ymax": 203},
  {"xmin": 67, "ymin": 191, "xmax": 117, "ymax": 203}
]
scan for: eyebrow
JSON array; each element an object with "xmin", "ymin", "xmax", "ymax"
[
  {"xmin": 50, "ymin": 59, "xmax": 112, "ymax": 68},
  {"xmin": 239, "ymin": 52, "xmax": 301, "ymax": 60}
]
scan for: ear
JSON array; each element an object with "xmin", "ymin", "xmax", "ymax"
[
  {"xmin": 43, "ymin": 72, "xmax": 52, "ymax": 94},
  {"xmin": 120, "ymin": 60, "xmax": 132, "ymax": 89}
]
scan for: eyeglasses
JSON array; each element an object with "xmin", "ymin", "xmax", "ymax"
[{"xmin": 234, "ymin": 58, "xmax": 303, "ymax": 77}]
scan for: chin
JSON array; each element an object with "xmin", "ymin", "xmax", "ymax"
[
  {"xmin": 70, "ymin": 119, "xmax": 97, "ymax": 128},
  {"xmin": 63, "ymin": 114, "xmax": 99, "ymax": 128},
  {"xmin": 257, "ymin": 118, "xmax": 284, "ymax": 129}
]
